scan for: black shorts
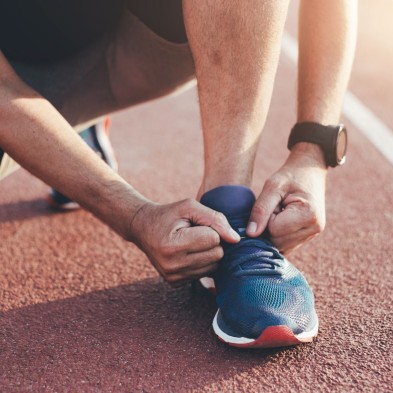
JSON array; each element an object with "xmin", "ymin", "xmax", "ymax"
[{"xmin": 0, "ymin": 0, "xmax": 187, "ymax": 64}]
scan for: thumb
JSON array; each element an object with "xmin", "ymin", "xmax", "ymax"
[
  {"xmin": 186, "ymin": 201, "xmax": 240, "ymax": 244},
  {"xmin": 246, "ymin": 182, "xmax": 282, "ymax": 237}
]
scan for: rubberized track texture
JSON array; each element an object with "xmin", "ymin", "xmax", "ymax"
[{"xmin": 0, "ymin": 2, "xmax": 392, "ymax": 392}]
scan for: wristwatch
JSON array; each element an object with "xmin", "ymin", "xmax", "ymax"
[{"xmin": 287, "ymin": 122, "xmax": 348, "ymax": 167}]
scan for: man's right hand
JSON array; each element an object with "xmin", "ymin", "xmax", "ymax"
[{"xmin": 130, "ymin": 199, "xmax": 240, "ymax": 287}]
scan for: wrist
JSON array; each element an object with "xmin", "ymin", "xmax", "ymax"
[
  {"xmin": 126, "ymin": 200, "xmax": 157, "ymax": 247},
  {"xmin": 88, "ymin": 179, "xmax": 153, "ymax": 244},
  {"xmin": 288, "ymin": 142, "xmax": 328, "ymax": 170},
  {"xmin": 288, "ymin": 122, "xmax": 347, "ymax": 168}
]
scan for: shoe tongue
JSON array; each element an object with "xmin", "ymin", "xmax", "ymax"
[
  {"xmin": 200, "ymin": 186, "xmax": 255, "ymax": 230},
  {"xmin": 201, "ymin": 186, "xmax": 276, "ymax": 270}
]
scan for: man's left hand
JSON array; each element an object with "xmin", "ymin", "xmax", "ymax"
[{"xmin": 246, "ymin": 144, "xmax": 328, "ymax": 254}]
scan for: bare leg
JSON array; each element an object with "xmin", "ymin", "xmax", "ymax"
[{"xmin": 183, "ymin": 0, "xmax": 290, "ymax": 195}]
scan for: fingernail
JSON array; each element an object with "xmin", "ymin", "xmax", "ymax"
[
  {"xmin": 247, "ymin": 222, "xmax": 257, "ymax": 234},
  {"xmin": 231, "ymin": 228, "xmax": 241, "ymax": 240}
]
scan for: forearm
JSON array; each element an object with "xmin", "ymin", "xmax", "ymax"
[
  {"xmin": 0, "ymin": 59, "xmax": 149, "ymax": 239},
  {"xmin": 298, "ymin": 0, "xmax": 358, "ymax": 124},
  {"xmin": 248, "ymin": 1, "xmax": 357, "ymax": 245},
  {"xmin": 183, "ymin": 0, "xmax": 290, "ymax": 192}
]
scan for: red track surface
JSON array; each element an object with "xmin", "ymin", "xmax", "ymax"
[{"xmin": 1, "ymin": 3, "xmax": 392, "ymax": 392}]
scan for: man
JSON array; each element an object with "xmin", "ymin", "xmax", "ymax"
[{"xmin": 0, "ymin": 0, "xmax": 357, "ymax": 348}]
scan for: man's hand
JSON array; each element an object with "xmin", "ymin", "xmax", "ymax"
[
  {"xmin": 246, "ymin": 143, "xmax": 328, "ymax": 254},
  {"xmin": 130, "ymin": 199, "xmax": 240, "ymax": 287}
]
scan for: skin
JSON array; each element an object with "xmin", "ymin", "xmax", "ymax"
[
  {"xmin": 247, "ymin": 0, "xmax": 358, "ymax": 253},
  {"xmin": 183, "ymin": 0, "xmax": 290, "ymax": 193},
  {"xmin": 0, "ymin": 53, "xmax": 240, "ymax": 286},
  {"xmin": 0, "ymin": 0, "xmax": 358, "ymax": 284},
  {"xmin": 185, "ymin": 0, "xmax": 357, "ymax": 254}
]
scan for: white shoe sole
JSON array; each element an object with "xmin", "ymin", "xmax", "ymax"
[{"xmin": 212, "ymin": 310, "xmax": 319, "ymax": 349}]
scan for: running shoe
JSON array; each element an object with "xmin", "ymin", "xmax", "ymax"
[
  {"xmin": 47, "ymin": 118, "xmax": 118, "ymax": 210},
  {"xmin": 200, "ymin": 185, "xmax": 318, "ymax": 348}
]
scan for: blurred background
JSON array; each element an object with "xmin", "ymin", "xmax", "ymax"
[
  {"xmin": 0, "ymin": 1, "xmax": 391, "ymax": 392},
  {"xmin": 288, "ymin": 0, "xmax": 393, "ymax": 130}
]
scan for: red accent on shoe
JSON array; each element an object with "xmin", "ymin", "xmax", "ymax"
[
  {"xmin": 209, "ymin": 287, "xmax": 217, "ymax": 296},
  {"xmin": 220, "ymin": 326, "xmax": 303, "ymax": 349},
  {"xmin": 104, "ymin": 117, "xmax": 111, "ymax": 135}
]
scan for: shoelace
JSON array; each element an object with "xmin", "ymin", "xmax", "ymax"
[
  {"xmin": 225, "ymin": 238, "xmax": 283, "ymax": 274},
  {"xmin": 223, "ymin": 216, "xmax": 284, "ymax": 276}
]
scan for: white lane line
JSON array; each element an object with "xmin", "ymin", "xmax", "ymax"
[{"xmin": 282, "ymin": 32, "xmax": 393, "ymax": 166}]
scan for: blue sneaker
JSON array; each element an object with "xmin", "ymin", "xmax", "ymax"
[
  {"xmin": 200, "ymin": 185, "xmax": 318, "ymax": 348},
  {"xmin": 47, "ymin": 118, "xmax": 118, "ymax": 210}
]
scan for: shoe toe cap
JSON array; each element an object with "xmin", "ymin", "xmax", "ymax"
[{"xmin": 216, "ymin": 274, "xmax": 317, "ymax": 339}]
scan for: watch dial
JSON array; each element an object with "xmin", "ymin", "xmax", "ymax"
[{"xmin": 336, "ymin": 128, "xmax": 347, "ymax": 164}]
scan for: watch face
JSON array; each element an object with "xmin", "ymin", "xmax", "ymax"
[{"xmin": 336, "ymin": 126, "xmax": 347, "ymax": 165}]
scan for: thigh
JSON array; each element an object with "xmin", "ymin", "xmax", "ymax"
[
  {"xmin": 10, "ymin": 11, "xmax": 195, "ymax": 128},
  {"xmin": 5, "ymin": 0, "xmax": 194, "ymax": 128},
  {"xmin": 0, "ymin": 0, "xmax": 186, "ymax": 65}
]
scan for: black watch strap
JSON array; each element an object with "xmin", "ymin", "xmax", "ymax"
[
  {"xmin": 287, "ymin": 122, "xmax": 346, "ymax": 167},
  {"xmin": 287, "ymin": 122, "xmax": 337, "ymax": 151}
]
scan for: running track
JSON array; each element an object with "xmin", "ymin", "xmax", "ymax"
[{"xmin": 0, "ymin": 2, "xmax": 392, "ymax": 392}]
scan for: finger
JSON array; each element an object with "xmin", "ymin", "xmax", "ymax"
[
  {"xmin": 268, "ymin": 198, "xmax": 314, "ymax": 238},
  {"xmin": 165, "ymin": 249, "xmax": 223, "ymax": 286},
  {"xmin": 167, "ymin": 263, "xmax": 219, "ymax": 288},
  {"xmin": 173, "ymin": 225, "xmax": 221, "ymax": 253},
  {"xmin": 184, "ymin": 200, "xmax": 240, "ymax": 243},
  {"xmin": 271, "ymin": 228, "xmax": 317, "ymax": 254},
  {"xmin": 277, "ymin": 233, "xmax": 317, "ymax": 255},
  {"xmin": 187, "ymin": 245, "xmax": 224, "ymax": 265},
  {"xmin": 161, "ymin": 245, "xmax": 224, "ymax": 278},
  {"xmin": 247, "ymin": 181, "xmax": 282, "ymax": 237},
  {"xmin": 177, "ymin": 246, "xmax": 224, "ymax": 273}
]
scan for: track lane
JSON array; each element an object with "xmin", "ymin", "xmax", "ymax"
[{"xmin": 0, "ymin": 3, "xmax": 392, "ymax": 392}]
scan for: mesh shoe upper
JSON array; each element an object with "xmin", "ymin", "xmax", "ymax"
[{"xmin": 200, "ymin": 185, "xmax": 318, "ymax": 339}]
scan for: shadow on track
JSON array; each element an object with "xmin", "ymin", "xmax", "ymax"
[
  {"xmin": 0, "ymin": 198, "xmax": 64, "ymax": 225},
  {"xmin": 0, "ymin": 279, "xmax": 306, "ymax": 391}
]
